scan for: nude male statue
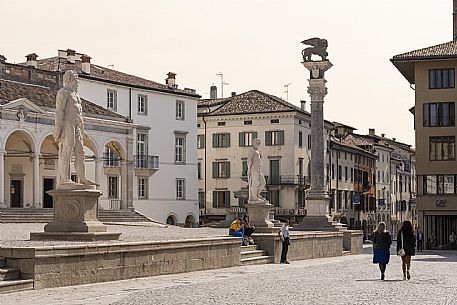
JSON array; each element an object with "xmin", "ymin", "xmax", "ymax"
[
  {"xmin": 53, "ymin": 70, "xmax": 96, "ymax": 188},
  {"xmin": 247, "ymin": 138, "xmax": 266, "ymax": 201}
]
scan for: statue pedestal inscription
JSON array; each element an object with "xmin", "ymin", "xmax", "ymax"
[{"xmin": 30, "ymin": 188, "xmax": 121, "ymax": 241}]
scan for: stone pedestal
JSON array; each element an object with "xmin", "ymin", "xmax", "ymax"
[
  {"xmin": 30, "ymin": 188, "xmax": 121, "ymax": 241},
  {"xmin": 246, "ymin": 201, "xmax": 274, "ymax": 230}
]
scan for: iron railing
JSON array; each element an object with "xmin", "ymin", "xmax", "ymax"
[{"xmin": 134, "ymin": 155, "xmax": 159, "ymax": 169}]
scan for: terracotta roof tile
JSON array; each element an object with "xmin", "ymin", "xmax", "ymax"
[
  {"xmin": 392, "ymin": 41, "xmax": 457, "ymax": 60},
  {"xmin": 198, "ymin": 90, "xmax": 308, "ymax": 116},
  {"xmin": 0, "ymin": 78, "xmax": 126, "ymax": 120},
  {"xmin": 24, "ymin": 57, "xmax": 200, "ymax": 98}
]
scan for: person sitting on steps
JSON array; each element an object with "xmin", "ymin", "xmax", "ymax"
[
  {"xmin": 243, "ymin": 215, "xmax": 255, "ymax": 245},
  {"xmin": 229, "ymin": 218, "xmax": 246, "ymax": 246}
]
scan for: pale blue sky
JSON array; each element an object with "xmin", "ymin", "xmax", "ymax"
[{"xmin": 1, "ymin": 0, "xmax": 452, "ymax": 145}]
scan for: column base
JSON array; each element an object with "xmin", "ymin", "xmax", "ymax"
[{"xmin": 292, "ymin": 216, "xmax": 345, "ymax": 232}]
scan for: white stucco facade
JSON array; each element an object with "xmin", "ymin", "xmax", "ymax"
[{"xmin": 76, "ymin": 75, "xmax": 199, "ymax": 226}]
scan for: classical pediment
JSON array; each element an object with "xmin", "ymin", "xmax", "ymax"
[{"xmin": 1, "ymin": 98, "xmax": 49, "ymax": 115}]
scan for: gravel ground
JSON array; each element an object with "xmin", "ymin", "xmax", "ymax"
[{"xmin": 0, "ymin": 223, "xmax": 228, "ymax": 247}]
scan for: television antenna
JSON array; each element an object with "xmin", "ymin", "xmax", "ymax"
[{"xmin": 216, "ymin": 73, "xmax": 229, "ymax": 98}]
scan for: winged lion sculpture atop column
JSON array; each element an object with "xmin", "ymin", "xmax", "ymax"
[{"xmin": 301, "ymin": 37, "xmax": 328, "ymax": 61}]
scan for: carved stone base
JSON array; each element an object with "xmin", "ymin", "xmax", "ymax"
[
  {"xmin": 246, "ymin": 201, "xmax": 274, "ymax": 228},
  {"xmin": 292, "ymin": 216, "xmax": 345, "ymax": 232},
  {"xmin": 30, "ymin": 188, "xmax": 120, "ymax": 241},
  {"xmin": 305, "ymin": 196, "xmax": 329, "ymax": 217}
]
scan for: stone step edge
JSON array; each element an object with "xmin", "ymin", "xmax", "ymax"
[
  {"xmin": 0, "ymin": 279, "xmax": 34, "ymax": 289},
  {"xmin": 0, "ymin": 268, "xmax": 19, "ymax": 274},
  {"xmin": 240, "ymin": 255, "xmax": 272, "ymax": 262},
  {"xmin": 241, "ymin": 250, "xmax": 265, "ymax": 256}
]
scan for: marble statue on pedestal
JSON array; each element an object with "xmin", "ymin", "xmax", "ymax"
[
  {"xmin": 247, "ymin": 138, "xmax": 266, "ymax": 202},
  {"xmin": 53, "ymin": 70, "xmax": 97, "ymax": 189}
]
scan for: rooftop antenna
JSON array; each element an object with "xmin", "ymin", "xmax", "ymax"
[
  {"xmin": 216, "ymin": 73, "xmax": 229, "ymax": 98},
  {"xmin": 284, "ymin": 83, "xmax": 292, "ymax": 101},
  {"xmin": 108, "ymin": 64, "xmax": 114, "ymax": 69}
]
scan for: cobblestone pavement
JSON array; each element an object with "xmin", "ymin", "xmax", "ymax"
[
  {"xmin": 2, "ymin": 246, "xmax": 457, "ymax": 305},
  {"xmin": 0, "ymin": 223, "xmax": 228, "ymax": 247}
]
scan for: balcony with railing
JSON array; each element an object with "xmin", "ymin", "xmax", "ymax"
[
  {"xmin": 103, "ymin": 152, "xmax": 121, "ymax": 167},
  {"xmin": 134, "ymin": 155, "xmax": 159, "ymax": 175},
  {"xmin": 264, "ymin": 175, "xmax": 310, "ymax": 187}
]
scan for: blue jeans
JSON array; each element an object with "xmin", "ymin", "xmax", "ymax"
[{"xmin": 230, "ymin": 228, "xmax": 245, "ymax": 241}]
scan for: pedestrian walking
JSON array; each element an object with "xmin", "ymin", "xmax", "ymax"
[
  {"xmin": 397, "ymin": 220, "xmax": 416, "ymax": 280},
  {"xmin": 416, "ymin": 227, "xmax": 424, "ymax": 252},
  {"xmin": 279, "ymin": 219, "xmax": 290, "ymax": 264},
  {"xmin": 372, "ymin": 222, "xmax": 392, "ymax": 280},
  {"xmin": 449, "ymin": 232, "xmax": 457, "ymax": 249}
]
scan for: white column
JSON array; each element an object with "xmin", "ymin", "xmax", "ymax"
[
  {"xmin": 0, "ymin": 150, "xmax": 5, "ymax": 207},
  {"xmin": 95, "ymin": 157, "xmax": 103, "ymax": 188},
  {"xmin": 33, "ymin": 152, "xmax": 40, "ymax": 208}
]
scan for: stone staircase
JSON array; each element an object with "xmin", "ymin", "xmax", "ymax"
[
  {"xmin": 0, "ymin": 257, "xmax": 34, "ymax": 293},
  {"xmin": 0, "ymin": 208, "xmax": 153, "ymax": 223},
  {"xmin": 240, "ymin": 244, "xmax": 273, "ymax": 266}
]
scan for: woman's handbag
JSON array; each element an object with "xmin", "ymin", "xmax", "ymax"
[{"xmin": 397, "ymin": 231, "xmax": 406, "ymax": 257}]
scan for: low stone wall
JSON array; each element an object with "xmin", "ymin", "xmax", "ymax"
[
  {"xmin": 0, "ymin": 237, "xmax": 241, "ymax": 289},
  {"xmin": 253, "ymin": 231, "xmax": 343, "ymax": 263},
  {"xmin": 343, "ymin": 230, "xmax": 364, "ymax": 254}
]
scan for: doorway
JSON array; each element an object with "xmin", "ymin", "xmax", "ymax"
[
  {"xmin": 43, "ymin": 178, "xmax": 54, "ymax": 208},
  {"xmin": 10, "ymin": 180, "xmax": 22, "ymax": 208}
]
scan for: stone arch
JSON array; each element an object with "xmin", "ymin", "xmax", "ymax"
[
  {"xmin": 185, "ymin": 214, "xmax": 196, "ymax": 228},
  {"xmin": 166, "ymin": 213, "xmax": 178, "ymax": 226},
  {"xmin": 4, "ymin": 129, "xmax": 37, "ymax": 153},
  {"xmin": 102, "ymin": 139, "xmax": 127, "ymax": 160},
  {"xmin": 4, "ymin": 129, "xmax": 38, "ymax": 208}
]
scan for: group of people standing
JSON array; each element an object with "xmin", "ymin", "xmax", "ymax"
[{"xmin": 372, "ymin": 220, "xmax": 417, "ymax": 280}]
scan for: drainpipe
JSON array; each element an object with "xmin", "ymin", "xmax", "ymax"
[
  {"xmin": 128, "ymin": 88, "xmax": 132, "ymax": 119},
  {"xmin": 202, "ymin": 109, "xmax": 209, "ymax": 221}
]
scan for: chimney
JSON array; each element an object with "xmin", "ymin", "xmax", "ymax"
[
  {"xmin": 210, "ymin": 85, "xmax": 217, "ymax": 99},
  {"xmin": 25, "ymin": 53, "xmax": 38, "ymax": 68},
  {"xmin": 300, "ymin": 100, "xmax": 307, "ymax": 111},
  {"xmin": 81, "ymin": 54, "xmax": 91, "ymax": 74},
  {"xmin": 231, "ymin": 91, "xmax": 236, "ymax": 97},
  {"xmin": 66, "ymin": 49, "xmax": 76, "ymax": 64},
  {"xmin": 0, "ymin": 55, "xmax": 6, "ymax": 76},
  {"xmin": 165, "ymin": 72, "xmax": 177, "ymax": 88},
  {"xmin": 381, "ymin": 133, "xmax": 385, "ymax": 138},
  {"xmin": 369, "ymin": 128, "xmax": 375, "ymax": 136},
  {"xmin": 392, "ymin": 138, "xmax": 396, "ymax": 142},
  {"xmin": 454, "ymin": 0, "xmax": 457, "ymax": 40}
]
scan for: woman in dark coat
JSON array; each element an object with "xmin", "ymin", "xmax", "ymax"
[
  {"xmin": 372, "ymin": 222, "xmax": 392, "ymax": 280},
  {"xmin": 397, "ymin": 220, "xmax": 416, "ymax": 280}
]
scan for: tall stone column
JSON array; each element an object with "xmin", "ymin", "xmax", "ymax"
[
  {"xmin": 33, "ymin": 152, "xmax": 41, "ymax": 208},
  {"xmin": 294, "ymin": 58, "xmax": 341, "ymax": 231},
  {"xmin": 0, "ymin": 150, "xmax": 5, "ymax": 207}
]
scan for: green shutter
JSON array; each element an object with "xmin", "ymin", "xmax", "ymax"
[
  {"xmin": 201, "ymin": 135, "xmax": 205, "ymax": 148},
  {"xmin": 265, "ymin": 131, "xmax": 271, "ymax": 146},
  {"xmin": 279, "ymin": 130, "xmax": 285, "ymax": 145},
  {"xmin": 226, "ymin": 161, "xmax": 230, "ymax": 178},
  {"xmin": 226, "ymin": 133, "xmax": 230, "ymax": 147},
  {"xmin": 213, "ymin": 191, "xmax": 217, "ymax": 208},
  {"xmin": 253, "ymin": 131, "xmax": 258, "ymax": 140},
  {"xmin": 239, "ymin": 132, "xmax": 244, "ymax": 147},
  {"xmin": 225, "ymin": 191, "xmax": 231, "ymax": 207},
  {"xmin": 212, "ymin": 162, "xmax": 217, "ymax": 178},
  {"xmin": 212, "ymin": 134, "xmax": 217, "ymax": 148}
]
